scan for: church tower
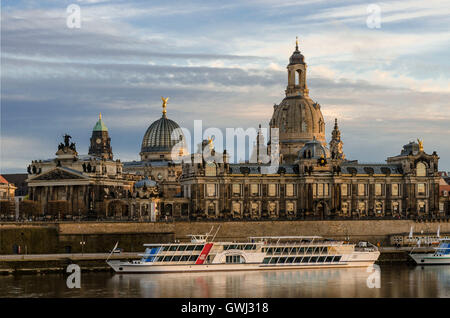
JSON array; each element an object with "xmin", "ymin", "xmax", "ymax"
[
  {"xmin": 269, "ymin": 38, "xmax": 326, "ymax": 163},
  {"xmin": 88, "ymin": 113, "xmax": 113, "ymax": 160},
  {"xmin": 329, "ymin": 118, "xmax": 345, "ymax": 160},
  {"xmin": 285, "ymin": 37, "xmax": 309, "ymax": 97}
]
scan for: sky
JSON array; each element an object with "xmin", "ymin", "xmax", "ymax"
[{"xmin": 1, "ymin": 0, "xmax": 449, "ymax": 173}]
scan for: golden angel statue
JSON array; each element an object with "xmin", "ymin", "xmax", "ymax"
[{"xmin": 417, "ymin": 139, "xmax": 423, "ymax": 152}]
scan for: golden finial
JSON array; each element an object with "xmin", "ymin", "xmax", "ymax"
[
  {"xmin": 208, "ymin": 136, "xmax": 215, "ymax": 151},
  {"xmin": 295, "ymin": 36, "xmax": 299, "ymax": 50},
  {"xmin": 99, "ymin": 112, "xmax": 102, "ymax": 120},
  {"xmin": 417, "ymin": 138, "xmax": 423, "ymax": 152},
  {"xmin": 161, "ymin": 96, "xmax": 169, "ymax": 117}
]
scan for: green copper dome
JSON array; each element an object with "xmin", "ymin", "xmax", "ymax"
[{"xmin": 93, "ymin": 113, "xmax": 108, "ymax": 131}]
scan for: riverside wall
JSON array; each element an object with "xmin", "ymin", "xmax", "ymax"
[{"xmin": 1, "ymin": 220, "xmax": 449, "ymax": 255}]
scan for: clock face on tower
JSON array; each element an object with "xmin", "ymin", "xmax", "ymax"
[{"xmin": 96, "ymin": 138, "xmax": 101, "ymax": 144}]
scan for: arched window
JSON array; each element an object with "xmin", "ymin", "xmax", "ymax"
[
  {"xmin": 205, "ymin": 163, "xmax": 216, "ymax": 176},
  {"xmin": 296, "ymin": 69, "xmax": 302, "ymax": 86},
  {"xmin": 416, "ymin": 162, "xmax": 426, "ymax": 176}
]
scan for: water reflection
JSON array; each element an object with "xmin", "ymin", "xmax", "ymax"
[{"xmin": 0, "ymin": 265, "xmax": 449, "ymax": 298}]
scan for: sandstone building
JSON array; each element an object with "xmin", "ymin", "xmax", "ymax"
[{"xmin": 23, "ymin": 40, "xmax": 446, "ymax": 221}]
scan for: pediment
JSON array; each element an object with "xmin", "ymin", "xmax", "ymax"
[{"xmin": 31, "ymin": 168, "xmax": 86, "ymax": 181}]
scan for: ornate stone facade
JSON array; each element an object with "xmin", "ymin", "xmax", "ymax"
[{"xmin": 179, "ymin": 42, "xmax": 444, "ymax": 221}]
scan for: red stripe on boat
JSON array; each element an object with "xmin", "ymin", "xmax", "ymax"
[{"xmin": 195, "ymin": 243, "xmax": 213, "ymax": 264}]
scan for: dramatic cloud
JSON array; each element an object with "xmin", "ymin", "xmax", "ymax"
[{"xmin": 1, "ymin": 0, "xmax": 449, "ymax": 173}]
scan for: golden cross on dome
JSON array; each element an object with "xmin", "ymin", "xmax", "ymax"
[{"xmin": 296, "ymin": 36, "xmax": 299, "ymax": 50}]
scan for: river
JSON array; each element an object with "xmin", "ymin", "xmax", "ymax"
[{"xmin": 0, "ymin": 264, "xmax": 449, "ymax": 298}]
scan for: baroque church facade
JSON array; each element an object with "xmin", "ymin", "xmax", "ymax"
[
  {"xmin": 24, "ymin": 41, "xmax": 444, "ymax": 221},
  {"xmin": 179, "ymin": 41, "xmax": 442, "ymax": 221}
]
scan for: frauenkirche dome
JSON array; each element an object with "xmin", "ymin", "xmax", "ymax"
[{"xmin": 269, "ymin": 37, "xmax": 326, "ymax": 164}]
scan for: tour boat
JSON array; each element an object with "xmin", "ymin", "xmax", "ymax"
[
  {"xmin": 106, "ymin": 230, "xmax": 380, "ymax": 273},
  {"xmin": 410, "ymin": 239, "xmax": 450, "ymax": 265}
]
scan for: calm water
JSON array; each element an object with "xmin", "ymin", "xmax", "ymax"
[{"xmin": 0, "ymin": 265, "xmax": 449, "ymax": 298}]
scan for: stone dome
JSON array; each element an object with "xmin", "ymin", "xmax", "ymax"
[
  {"xmin": 270, "ymin": 96, "xmax": 325, "ymax": 138},
  {"xmin": 135, "ymin": 177, "xmax": 158, "ymax": 188},
  {"xmin": 289, "ymin": 48, "xmax": 305, "ymax": 65},
  {"xmin": 298, "ymin": 137, "xmax": 330, "ymax": 159}
]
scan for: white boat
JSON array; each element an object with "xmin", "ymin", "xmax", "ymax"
[
  {"xmin": 410, "ymin": 239, "xmax": 450, "ymax": 265},
  {"xmin": 106, "ymin": 232, "xmax": 380, "ymax": 273}
]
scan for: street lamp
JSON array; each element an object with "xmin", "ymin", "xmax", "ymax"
[{"xmin": 80, "ymin": 234, "xmax": 86, "ymax": 255}]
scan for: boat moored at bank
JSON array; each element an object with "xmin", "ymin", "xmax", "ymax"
[
  {"xmin": 107, "ymin": 231, "xmax": 380, "ymax": 273},
  {"xmin": 410, "ymin": 239, "xmax": 450, "ymax": 265}
]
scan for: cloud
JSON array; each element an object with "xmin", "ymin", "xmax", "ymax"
[{"xmin": 1, "ymin": 0, "xmax": 449, "ymax": 172}]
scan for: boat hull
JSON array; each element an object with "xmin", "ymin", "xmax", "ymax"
[
  {"xmin": 107, "ymin": 252, "xmax": 379, "ymax": 273},
  {"xmin": 410, "ymin": 253, "xmax": 450, "ymax": 265}
]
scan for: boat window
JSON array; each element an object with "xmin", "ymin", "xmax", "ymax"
[
  {"xmin": 294, "ymin": 257, "xmax": 301, "ymax": 263},
  {"xmin": 282, "ymin": 248, "xmax": 289, "ymax": 254},
  {"xmin": 163, "ymin": 256, "xmax": 172, "ymax": 262},
  {"xmin": 325, "ymin": 256, "xmax": 334, "ymax": 262},
  {"xmin": 180, "ymin": 255, "xmax": 190, "ymax": 261},
  {"xmin": 287, "ymin": 257, "xmax": 295, "ymax": 263},
  {"xmin": 299, "ymin": 247, "xmax": 305, "ymax": 254},
  {"xmin": 195, "ymin": 245, "xmax": 204, "ymax": 251},
  {"xmin": 318, "ymin": 256, "xmax": 326, "ymax": 263},
  {"xmin": 334, "ymin": 256, "xmax": 342, "ymax": 262},
  {"xmin": 244, "ymin": 244, "xmax": 254, "ymax": 250},
  {"xmin": 178, "ymin": 245, "xmax": 187, "ymax": 252},
  {"xmin": 278, "ymin": 257, "xmax": 287, "ymax": 263},
  {"xmin": 289, "ymin": 247, "xmax": 296, "ymax": 254},
  {"xmin": 226, "ymin": 255, "xmax": 245, "ymax": 263},
  {"xmin": 301, "ymin": 257, "xmax": 310, "ymax": 263},
  {"xmin": 310, "ymin": 257, "xmax": 318, "ymax": 263},
  {"xmin": 269, "ymin": 257, "xmax": 278, "ymax": 264},
  {"xmin": 186, "ymin": 245, "xmax": 195, "ymax": 251},
  {"xmin": 267, "ymin": 248, "xmax": 273, "ymax": 254},
  {"xmin": 306, "ymin": 248, "xmax": 312, "ymax": 254},
  {"xmin": 168, "ymin": 245, "xmax": 178, "ymax": 251},
  {"xmin": 275, "ymin": 248, "xmax": 282, "ymax": 254},
  {"xmin": 263, "ymin": 258, "xmax": 270, "ymax": 264},
  {"xmin": 189, "ymin": 255, "xmax": 198, "ymax": 261},
  {"xmin": 172, "ymin": 256, "xmax": 180, "ymax": 262}
]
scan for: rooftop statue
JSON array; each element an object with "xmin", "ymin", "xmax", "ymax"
[
  {"xmin": 64, "ymin": 134, "xmax": 72, "ymax": 147},
  {"xmin": 417, "ymin": 139, "xmax": 423, "ymax": 152}
]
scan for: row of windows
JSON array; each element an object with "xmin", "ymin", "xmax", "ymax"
[
  {"xmin": 264, "ymin": 247, "xmax": 329, "ymax": 255},
  {"xmin": 206, "ymin": 183, "xmax": 427, "ymax": 198},
  {"xmin": 150, "ymin": 255, "xmax": 199, "ymax": 262},
  {"xmin": 207, "ymin": 184, "xmax": 296, "ymax": 197},
  {"xmin": 342, "ymin": 183, "xmax": 401, "ymax": 196},
  {"xmin": 152, "ymin": 245, "xmax": 204, "ymax": 252},
  {"xmin": 226, "ymin": 255, "xmax": 245, "ymax": 263},
  {"xmin": 223, "ymin": 244, "xmax": 257, "ymax": 250},
  {"xmin": 262, "ymin": 256, "xmax": 342, "ymax": 264}
]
